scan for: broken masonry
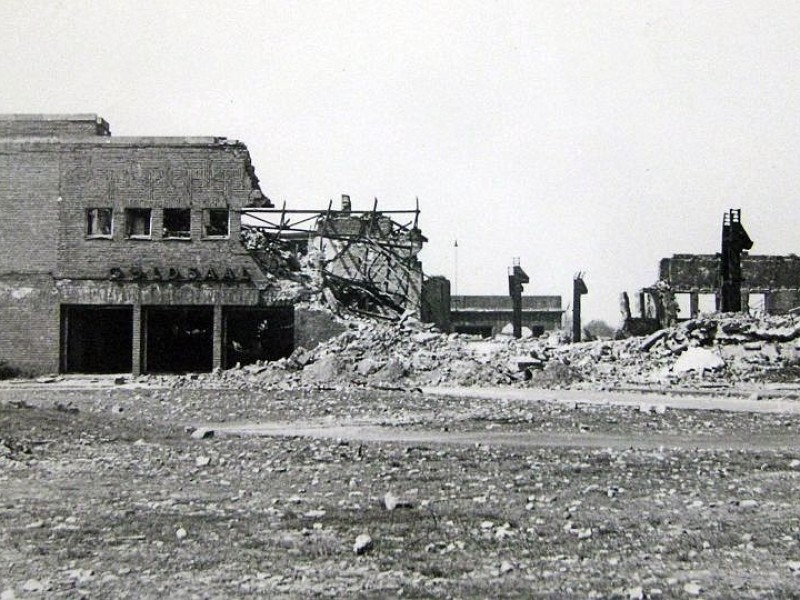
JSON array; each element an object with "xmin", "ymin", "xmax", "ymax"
[{"xmin": 242, "ymin": 194, "xmax": 427, "ymax": 320}]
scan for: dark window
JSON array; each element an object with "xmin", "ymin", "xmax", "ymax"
[
  {"xmin": 223, "ymin": 307, "xmax": 294, "ymax": 368},
  {"xmin": 144, "ymin": 306, "xmax": 214, "ymax": 373},
  {"xmin": 61, "ymin": 306, "xmax": 133, "ymax": 373},
  {"xmin": 163, "ymin": 208, "xmax": 191, "ymax": 238},
  {"xmin": 203, "ymin": 208, "xmax": 229, "ymax": 238},
  {"xmin": 125, "ymin": 208, "xmax": 152, "ymax": 238},
  {"xmin": 87, "ymin": 208, "xmax": 113, "ymax": 237}
]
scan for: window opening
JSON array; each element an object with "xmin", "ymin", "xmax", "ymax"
[
  {"xmin": 203, "ymin": 208, "xmax": 229, "ymax": 238},
  {"xmin": 675, "ymin": 293, "xmax": 692, "ymax": 320},
  {"xmin": 698, "ymin": 293, "xmax": 717, "ymax": 315},
  {"xmin": 125, "ymin": 208, "xmax": 152, "ymax": 238},
  {"xmin": 87, "ymin": 208, "xmax": 113, "ymax": 237},
  {"xmin": 163, "ymin": 208, "xmax": 191, "ymax": 238},
  {"xmin": 748, "ymin": 293, "xmax": 767, "ymax": 316}
]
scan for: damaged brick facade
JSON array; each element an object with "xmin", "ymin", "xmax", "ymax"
[
  {"xmin": 313, "ymin": 203, "xmax": 425, "ymax": 317},
  {"xmin": 0, "ymin": 114, "xmax": 337, "ymax": 376}
]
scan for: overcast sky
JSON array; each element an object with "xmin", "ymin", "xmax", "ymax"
[{"xmin": 2, "ymin": 1, "xmax": 799, "ymax": 325}]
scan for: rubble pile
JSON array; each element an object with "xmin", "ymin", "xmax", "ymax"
[
  {"xmin": 187, "ymin": 312, "xmax": 798, "ymax": 391},
  {"xmin": 131, "ymin": 308, "xmax": 800, "ymax": 393},
  {"xmin": 550, "ymin": 314, "xmax": 800, "ymax": 387},
  {"xmin": 250, "ymin": 313, "xmax": 526, "ymax": 388}
]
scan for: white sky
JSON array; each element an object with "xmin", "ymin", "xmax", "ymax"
[{"xmin": 2, "ymin": 1, "xmax": 800, "ymax": 325}]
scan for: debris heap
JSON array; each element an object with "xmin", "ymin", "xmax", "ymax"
[{"xmin": 200, "ymin": 312, "xmax": 800, "ymax": 391}]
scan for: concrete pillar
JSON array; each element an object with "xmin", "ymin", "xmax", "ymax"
[
  {"xmin": 213, "ymin": 303, "xmax": 223, "ymax": 370},
  {"xmin": 741, "ymin": 289, "xmax": 750, "ymax": 314},
  {"xmin": 689, "ymin": 291, "xmax": 699, "ymax": 319},
  {"xmin": 572, "ymin": 275, "xmax": 588, "ymax": 342},
  {"xmin": 508, "ymin": 263, "xmax": 528, "ymax": 339},
  {"xmin": 572, "ymin": 288, "xmax": 582, "ymax": 342},
  {"xmin": 132, "ymin": 304, "xmax": 142, "ymax": 376}
]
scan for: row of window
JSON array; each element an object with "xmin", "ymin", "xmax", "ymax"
[{"xmin": 86, "ymin": 208, "xmax": 230, "ymax": 240}]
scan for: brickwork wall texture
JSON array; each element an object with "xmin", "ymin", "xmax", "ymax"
[
  {"xmin": 765, "ymin": 290, "xmax": 800, "ymax": 313},
  {"xmin": 0, "ymin": 122, "xmax": 269, "ymax": 375},
  {"xmin": 294, "ymin": 308, "xmax": 347, "ymax": 351},
  {"xmin": 743, "ymin": 256, "xmax": 800, "ymax": 290},
  {"xmin": 450, "ymin": 309, "xmax": 563, "ymax": 334},
  {"xmin": 451, "ymin": 295, "xmax": 563, "ymax": 310},
  {"xmin": 421, "ymin": 276, "xmax": 451, "ymax": 331},
  {"xmin": 0, "ymin": 148, "xmax": 60, "ymax": 274},
  {"xmin": 56, "ymin": 142, "xmax": 263, "ymax": 281},
  {"xmin": 0, "ymin": 275, "xmax": 60, "ymax": 374}
]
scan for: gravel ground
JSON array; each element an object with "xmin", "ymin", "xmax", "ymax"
[{"xmin": 1, "ymin": 383, "xmax": 800, "ymax": 598}]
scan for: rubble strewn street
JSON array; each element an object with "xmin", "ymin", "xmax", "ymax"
[{"xmin": 2, "ymin": 313, "xmax": 800, "ymax": 598}]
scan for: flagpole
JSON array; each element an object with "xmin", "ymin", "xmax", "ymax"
[{"xmin": 453, "ymin": 239, "xmax": 459, "ymax": 296}]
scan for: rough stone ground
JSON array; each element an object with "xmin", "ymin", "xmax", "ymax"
[{"xmin": 2, "ymin": 383, "xmax": 800, "ymax": 598}]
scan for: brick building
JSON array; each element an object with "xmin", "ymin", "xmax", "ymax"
[{"xmin": 0, "ymin": 114, "xmax": 316, "ymax": 375}]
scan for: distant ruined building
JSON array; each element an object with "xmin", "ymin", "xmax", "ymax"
[
  {"xmin": 658, "ymin": 253, "xmax": 800, "ymax": 316},
  {"xmin": 623, "ymin": 210, "xmax": 800, "ymax": 334}
]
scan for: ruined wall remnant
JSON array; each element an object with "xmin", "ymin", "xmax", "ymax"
[
  {"xmin": 314, "ymin": 210, "xmax": 425, "ymax": 317},
  {"xmin": 719, "ymin": 208, "xmax": 753, "ymax": 312},
  {"xmin": 623, "ymin": 211, "xmax": 798, "ymax": 335},
  {"xmin": 659, "ymin": 254, "xmax": 800, "ymax": 316},
  {"xmin": 659, "ymin": 255, "xmax": 719, "ymax": 291},
  {"xmin": 507, "ymin": 260, "xmax": 530, "ymax": 339},
  {"xmin": 572, "ymin": 273, "xmax": 588, "ymax": 342},
  {"xmin": 421, "ymin": 276, "xmax": 451, "ymax": 332},
  {"xmin": 662, "ymin": 254, "xmax": 800, "ymax": 292},
  {"xmin": 294, "ymin": 308, "xmax": 348, "ymax": 351},
  {"xmin": 450, "ymin": 295, "xmax": 563, "ymax": 338}
]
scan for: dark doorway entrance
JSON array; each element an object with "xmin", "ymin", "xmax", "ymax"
[
  {"xmin": 61, "ymin": 305, "xmax": 133, "ymax": 373},
  {"xmin": 223, "ymin": 306, "xmax": 294, "ymax": 368},
  {"xmin": 144, "ymin": 306, "xmax": 213, "ymax": 373}
]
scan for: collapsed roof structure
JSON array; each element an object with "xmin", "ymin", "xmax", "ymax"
[{"xmin": 242, "ymin": 194, "xmax": 427, "ymax": 320}]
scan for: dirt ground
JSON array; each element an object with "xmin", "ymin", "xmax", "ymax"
[{"xmin": 1, "ymin": 381, "xmax": 800, "ymax": 598}]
